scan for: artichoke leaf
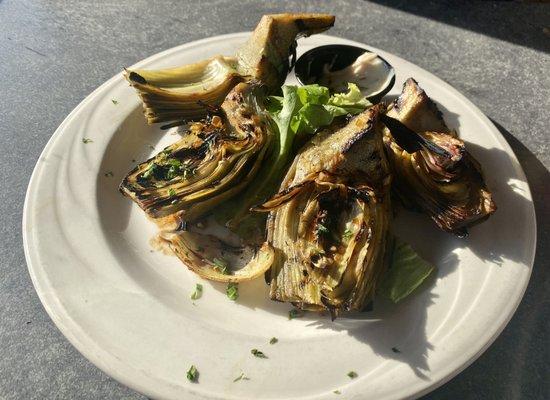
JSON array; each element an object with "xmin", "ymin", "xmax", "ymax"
[
  {"xmin": 126, "ymin": 57, "xmax": 242, "ymax": 124},
  {"xmin": 159, "ymin": 230, "xmax": 274, "ymax": 283}
]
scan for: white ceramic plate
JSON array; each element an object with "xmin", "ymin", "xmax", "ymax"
[{"xmin": 23, "ymin": 33, "xmax": 536, "ymax": 400}]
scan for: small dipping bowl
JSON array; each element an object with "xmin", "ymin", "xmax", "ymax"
[{"xmin": 294, "ymin": 44, "xmax": 396, "ymax": 103}]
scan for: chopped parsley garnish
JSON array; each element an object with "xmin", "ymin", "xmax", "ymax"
[
  {"xmin": 190, "ymin": 284, "xmax": 203, "ymax": 300},
  {"xmin": 233, "ymin": 372, "xmax": 250, "ymax": 382},
  {"xmin": 250, "ymin": 349, "xmax": 267, "ymax": 358},
  {"xmin": 342, "ymin": 228, "xmax": 353, "ymax": 240},
  {"xmin": 154, "ymin": 158, "xmax": 195, "ymax": 181},
  {"xmin": 111, "ymin": 99, "xmax": 118, "ymax": 105},
  {"xmin": 269, "ymin": 337, "xmax": 278, "ymax": 345},
  {"xmin": 182, "ymin": 166, "xmax": 195, "ymax": 180},
  {"xmin": 140, "ymin": 157, "xmax": 195, "ymax": 182},
  {"xmin": 391, "ymin": 347, "xmax": 401, "ymax": 353},
  {"xmin": 212, "ymin": 257, "xmax": 229, "ymax": 274},
  {"xmin": 142, "ymin": 163, "xmax": 157, "ymax": 179},
  {"xmin": 288, "ymin": 309, "xmax": 303, "ymax": 320},
  {"xmin": 317, "ymin": 223, "xmax": 330, "ymax": 234},
  {"xmin": 333, "ymin": 390, "xmax": 341, "ymax": 395},
  {"xmin": 347, "ymin": 371, "xmax": 358, "ymax": 379},
  {"xmin": 104, "ymin": 171, "xmax": 114, "ymax": 177},
  {"xmin": 226, "ymin": 282, "xmax": 238, "ymax": 301},
  {"xmin": 82, "ymin": 138, "xmax": 93, "ymax": 144},
  {"xmin": 186, "ymin": 365, "xmax": 198, "ymax": 382},
  {"xmin": 166, "ymin": 168, "xmax": 178, "ymax": 180},
  {"xmin": 166, "ymin": 158, "xmax": 182, "ymax": 180},
  {"xmin": 168, "ymin": 188, "xmax": 176, "ymax": 197}
]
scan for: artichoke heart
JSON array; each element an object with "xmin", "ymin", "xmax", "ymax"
[
  {"xmin": 125, "ymin": 13, "xmax": 335, "ymax": 124},
  {"xmin": 120, "ymin": 82, "xmax": 272, "ymax": 221},
  {"xmin": 258, "ymin": 105, "xmax": 392, "ymax": 315},
  {"xmin": 384, "ymin": 78, "xmax": 496, "ymax": 234}
]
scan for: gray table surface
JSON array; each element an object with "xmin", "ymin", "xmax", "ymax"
[{"xmin": 1, "ymin": 0, "xmax": 549, "ymax": 399}]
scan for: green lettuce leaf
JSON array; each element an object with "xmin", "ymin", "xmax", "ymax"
[
  {"xmin": 291, "ymin": 103, "xmax": 334, "ymax": 135},
  {"xmin": 296, "ymin": 84, "xmax": 330, "ymax": 104},
  {"xmin": 378, "ymin": 240, "xmax": 435, "ymax": 303},
  {"xmin": 328, "ymin": 82, "xmax": 371, "ymax": 110},
  {"xmin": 279, "ymin": 83, "xmax": 371, "ymax": 137}
]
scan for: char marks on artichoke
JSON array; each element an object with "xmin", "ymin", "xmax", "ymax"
[
  {"xmin": 383, "ymin": 78, "xmax": 496, "ymax": 234},
  {"xmin": 259, "ymin": 105, "xmax": 393, "ymax": 315},
  {"xmin": 120, "ymin": 82, "xmax": 272, "ymax": 221}
]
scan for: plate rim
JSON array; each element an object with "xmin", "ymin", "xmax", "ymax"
[{"xmin": 22, "ymin": 32, "xmax": 537, "ymax": 400}]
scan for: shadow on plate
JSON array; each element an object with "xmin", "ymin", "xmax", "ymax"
[
  {"xmin": 207, "ymin": 114, "xmax": 536, "ymax": 378},
  {"xmin": 422, "ymin": 121, "xmax": 548, "ymax": 399}
]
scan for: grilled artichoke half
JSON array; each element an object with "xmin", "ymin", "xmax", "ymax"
[
  {"xmin": 383, "ymin": 78, "xmax": 496, "ymax": 234},
  {"xmin": 257, "ymin": 105, "xmax": 393, "ymax": 316},
  {"xmin": 120, "ymin": 82, "xmax": 272, "ymax": 222},
  {"xmin": 125, "ymin": 13, "xmax": 335, "ymax": 124}
]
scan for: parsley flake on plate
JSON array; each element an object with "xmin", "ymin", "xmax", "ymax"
[
  {"xmin": 190, "ymin": 284, "xmax": 203, "ymax": 300},
  {"xmin": 212, "ymin": 257, "xmax": 229, "ymax": 274},
  {"xmin": 186, "ymin": 365, "xmax": 198, "ymax": 382},
  {"xmin": 288, "ymin": 309, "xmax": 303, "ymax": 319},
  {"xmin": 226, "ymin": 282, "xmax": 238, "ymax": 300},
  {"xmin": 251, "ymin": 349, "xmax": 267, "ymax": 358},
  {"xmin": 233, "ymin": 372, "xmax": 250, "ymax": 382}
]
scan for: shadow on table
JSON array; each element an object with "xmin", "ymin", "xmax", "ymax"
[{"xmin": 365, "ymin": 0, "xmax": 550, "ymax": 54}]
